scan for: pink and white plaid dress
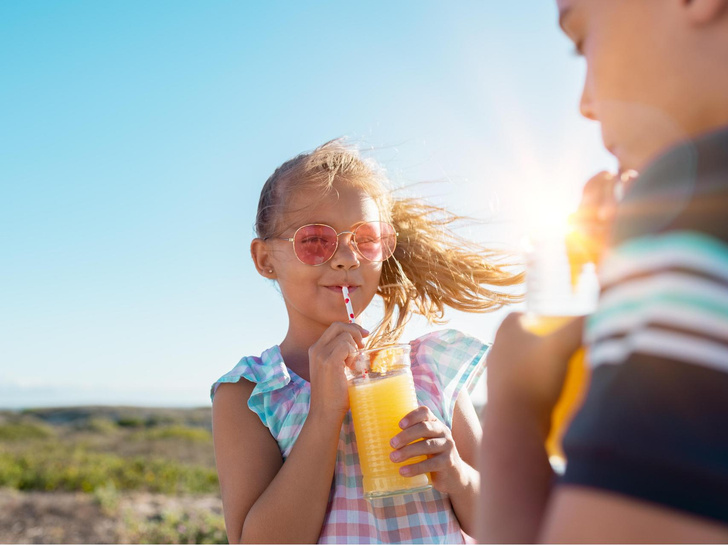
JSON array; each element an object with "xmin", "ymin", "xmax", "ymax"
[{"xmin": 211, "ymin": 329, "xmax": 487, "ymax": 544}]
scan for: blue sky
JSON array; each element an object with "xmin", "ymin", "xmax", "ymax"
[{"xmin": 1, "ymin": 1, "xmax": 613, "ymax": 409}]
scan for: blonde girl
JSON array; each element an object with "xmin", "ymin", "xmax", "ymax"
[{"xmin": 211, "ymin": 139, "xmax": 522, "ymax": 543}]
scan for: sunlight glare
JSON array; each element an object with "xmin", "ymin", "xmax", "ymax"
[{"xmin": 522, "ymin": 187, "xmax": 573, "ymax": 240}]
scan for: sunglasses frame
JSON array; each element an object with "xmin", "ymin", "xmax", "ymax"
[{"xmin": 272, "ymin": 221, "xmax": 398, "ymax": 266}]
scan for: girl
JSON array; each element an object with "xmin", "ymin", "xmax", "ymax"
[{"xmin": 211, "ymin": 139, "xmax": 522, "ymax": 544}]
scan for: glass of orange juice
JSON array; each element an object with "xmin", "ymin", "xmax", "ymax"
[
  {"xmin": 347, "ymin": 344, "xmax": 432, "ymax": 500},
  {"xmin": 521, "ymin": 230, "xmax": 599, "ymax": 469}
]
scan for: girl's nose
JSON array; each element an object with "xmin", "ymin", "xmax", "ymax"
[
  {"xmin": 330, "ymin": 233, "xmax": 360, "ymax": 269},
  {"xmin": 579, "ymin": 81, "xmax": 597, "ymax": 121}
]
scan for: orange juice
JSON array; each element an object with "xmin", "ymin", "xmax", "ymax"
[
  {"xmin": 524, "ymin": 225, "xmax": 599, "ymax": 467},
  {"xmin": 520, "ymin": 314, "xmax": 590, "ymax": 464},
  {"xmin": 348, "ymin": 346, "xmax": 432, "ymax": 499}
]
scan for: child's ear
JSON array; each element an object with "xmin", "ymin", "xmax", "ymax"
[
  {"xmin": 682, "ymin": 0, "xmax": 728, "ymax": 24},
  {"xmin": 250, "ymin": 238, "xmax": 277, "ymax": 279}
]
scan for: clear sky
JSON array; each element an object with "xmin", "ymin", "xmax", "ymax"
[{"xmin": 1, "ymin": 1, "xmax": 613, "ymax": 409}]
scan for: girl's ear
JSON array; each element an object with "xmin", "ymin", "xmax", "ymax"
[
  {"xmin": 682, "ymin": 0, "xmax": 728, "ymax": 24},
  {"xmin": 251, "ymin": 238, "xmax": 277, "ymax": 279}
]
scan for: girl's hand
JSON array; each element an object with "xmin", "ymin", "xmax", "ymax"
[
  {"xmin": 307, "ymin": 322, "xmax": 368, "ymax": 422},
  {"xmin": 389, "ymin": 406, "xmax": 466, "ymax": 495}
]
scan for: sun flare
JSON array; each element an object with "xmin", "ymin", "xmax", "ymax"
[{"xmin": 520, "ymin": 187, "xmax": 575, "ymax": 240}]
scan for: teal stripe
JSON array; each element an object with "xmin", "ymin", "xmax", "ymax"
[
  {"xmin": 589, "ymin": 291, "xmax": 728, "ymax": 332},
  {"xmin": 614, "ymin": 230, "xmax": 728, "ymax": 269}
]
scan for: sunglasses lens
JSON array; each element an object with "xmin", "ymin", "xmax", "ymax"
[
  {"xmin": 294, "ymin": 225, "xmax": 338, "ymax": 265},
  {"xmin": 355, "ymin": 222, "xmax": 397, "ymax": 262}
]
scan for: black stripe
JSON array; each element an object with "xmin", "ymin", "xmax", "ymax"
[
  {"xmin": 612, "ymin": 126, "xmax": 728, "ymax": 245},
  {"xmin": 562, "ymin": 355, "xmax": 728, "ymax": 524}
]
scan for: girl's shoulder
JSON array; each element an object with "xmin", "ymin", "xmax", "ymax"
[
  {"xmin": 210, "ymin": 346, "xmax": 307, "ymax": 450},
  {"xmin": 408, "ymin": 329, "xmax": 489, "ymax": 427},
  {"xmin": 210, "ymin": 345, "xmax": 292, "ymax": 402},
  {"xmin": 409, "ymin": 328, "xmax": 489, "ymax": 372}
]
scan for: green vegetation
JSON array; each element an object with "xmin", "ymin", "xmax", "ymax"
[
  {"xmin": 0, "ymin": 408, "xmax": 217, "ymax": 494},
  {"xmin": 131, "ymin": 425, "xmax": 212, "ymax": 443},
  {"xmin": 124, "ymin": 507, "xmax": 228, "ymax": 544},
  {"xmin": 81, "ymin": 416, "xmax": 119, "ymax": 435},
  {"xmin": 0, "ymin": 446, "xmax": 218, "ymax": 494},
  {"xmin": 118, "ymin": 416, "xmax": 146, "ymax": 428},
  {"xmin": 92, "ymin": 480, "xmax": 121, "ymax": 515},
  {"xmin": 0, "ymin": 421, "xmax": 54, "ymax": 441},
  {"xmin": 0, "ymin": 407, "xmax": 228, "ymax": 544}
]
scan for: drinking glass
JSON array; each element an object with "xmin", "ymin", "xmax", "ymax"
[
  {"xmin": 347, "ymin": 344, "xmax": 432, "ymax": 499},
  {"xmin": 521, "ymin": 230, "xmax": 599, "ymax": 469}
]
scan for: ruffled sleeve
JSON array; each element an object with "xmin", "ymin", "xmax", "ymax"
[
  {"xmin": 410, "ymin": 329, "xmax": 488, "ymax": 428},
  {"xmin": 210, "ymin": 346, "xmax": 298, "ymax": 438}
]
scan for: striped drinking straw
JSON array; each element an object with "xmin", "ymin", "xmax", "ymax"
[{"xmin": 341, "ymin": 286, "xmax": 355, "ymax": 323}]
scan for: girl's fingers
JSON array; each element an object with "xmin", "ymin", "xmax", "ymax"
[
  {"xmin": 398, "ymin": 406, "xmax": 436, "ymax": 429},
  {"xmin": 340, "ymin": 323, "xmax": 368, "ymax": 349},
  {"xmin": 311, "ymin": 323, "xmax": 369, "ymax": 363},
  {"xmin": 398, "ymin": 454, "xmax": 445, "ymax": 477},
  {"xmin": 390, "ymin": 437, "xmax": 449, "ymax": 463},
  {"xmin": 390, "ymin": 419, "xmax": 446, "ymax": 449},
  {"xmin": 317, "ymin": 322, "xmax": 369, "ymax": 348},
  {"xmin": 325, "ymin": 333, "xmax": 358, "ymax": 363}
]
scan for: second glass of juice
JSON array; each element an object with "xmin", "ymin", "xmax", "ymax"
[
  {"xmin": 347, "ymin": 344, "xmax": 432, "ymax": 500},
  {"xmin": 521, "ymin": 231, "xmax": 600, "ymax": 468}
]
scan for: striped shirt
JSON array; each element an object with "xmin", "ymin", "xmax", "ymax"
[
  {"xmin": 211, "ymin": 329, "xmax": 487, "ymax": 544},
  {"xmin": 562, "ymin": 127, "xmax": 728, "ymax": 524}
]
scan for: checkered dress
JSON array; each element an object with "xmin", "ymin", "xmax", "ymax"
[{"xmin": 211, "ymin": 329, "xmax": 487, "ymax": 544}]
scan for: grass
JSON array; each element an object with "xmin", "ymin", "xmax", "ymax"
[
  {"xmin": 0, "ymin": 421, "xmax": 55, "ymax": 441},
  {"xmin": 0, "ymin": 446, "xmax": 218, "ymax": 494},
  {"xmin": 131, "ymin": 425, "xmax": 212, "ymax": 443},
  {"xmin": 0, "ymin": 407, "xmax": 228, "ymax": 544},
  {"xmin": 0, "ymin": 411, "xmax": 217, "ymax": 494},
  {"xmin": 124, "ymin": 507, "xmax": 228, "ymax": 544}
]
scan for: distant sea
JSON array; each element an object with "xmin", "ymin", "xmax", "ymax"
[
  {"xmin": 0, "ymin": 383, "xmax": 210, "ymax": 410},
  {"xmin": 1, "ymin": 373, "xmax": 487, "ymax": 411}
]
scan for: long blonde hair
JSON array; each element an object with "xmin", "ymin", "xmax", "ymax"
[{"xmin": 255, "ymin": 139, "xmax": 524, "ymax": 346}]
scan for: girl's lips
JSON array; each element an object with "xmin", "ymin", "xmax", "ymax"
[{"xmin": 326, "ymin": 285, "xmax": 358, "ymax": 293}]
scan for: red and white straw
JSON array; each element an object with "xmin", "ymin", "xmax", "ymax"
[{"xmin": 341, "ymin": 286, "xmax": 355, "ymax": 323}]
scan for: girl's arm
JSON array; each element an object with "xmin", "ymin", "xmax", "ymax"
[
  {"xmin": 390, "ymin": 389, "xmax": 482, "ymax": 536},
  {"xmin": 448, "ymin": 389, "xmax": 483, "ymax": 534},
  {"xmin": 213, "ymin": 379, "xmax": 343, "ymax": 543},
  {"xmin": 213, "ymin": 322, "xmax": 367, "ymax": 544}
]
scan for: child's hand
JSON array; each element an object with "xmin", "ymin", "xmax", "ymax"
[
  {"xmin": 567, "ymin": 170, "xmax": 638, "ymax": 270},
  {"xmin": 389, "ymin": 406, "xmax": 465, "ymax": 495},
  {"xmin": 307, "ymin": 322, "xmax": 368, "ymax": 422}
]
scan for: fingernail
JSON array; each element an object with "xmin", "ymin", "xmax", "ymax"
[
  {"xmin": 390, "ymin": 451, "xmax": 400, "ymax": 462},
  {"xmin": 399, "ymin": 419, "xmax": 407, "ymax": 429},
  {"xmin": 620, "ymin": 169, "xmax": 638, "ymax": 182},
  {"xmin": 390, "ymin": 438, "xmax": 398, "ymax": 448}
]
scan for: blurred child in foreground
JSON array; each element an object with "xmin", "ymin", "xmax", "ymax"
[{"xmin": 478, "ymin": 0, "xmax": 728, "ymax": 542}]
